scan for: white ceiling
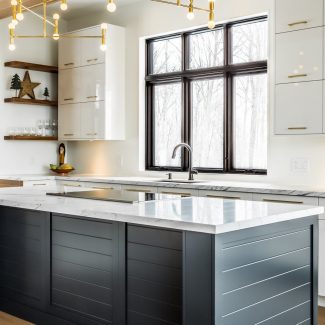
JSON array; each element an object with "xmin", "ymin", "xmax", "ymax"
[{"xmin": 46, "ymin": 0, "xmax": 143, "ymax": 20}]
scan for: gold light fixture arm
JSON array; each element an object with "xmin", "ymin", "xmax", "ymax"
[{"xmin": 151, "ymin": 0, "xmax": 209, "ymax": 12}]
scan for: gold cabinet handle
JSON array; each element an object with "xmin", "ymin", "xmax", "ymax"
[
  {"xmin": 263, "ymin": 199, "xmax": 303, "ymax": 204},
  {"xmin": 206, "ymin": 195, "xmax": 241, "ymax": 200},
  {"xmin": 125, "ymin": 188, "xmax": 152, "ymax": 193},
  {"xmin": 92, "ymin": 187, "xmax": 114, "ymax": 190},
  {"xmin": 287, "ymin": 127, "xmax": 307, "ymax": 130},
  {"xmin": 86, "ymin": 96, "xmax": 98, "ymax": 99},
  {"xmin": 64, "ymin": 98, "xmax": 74, "ymax": 101},
  {"xmin": 161, "ymin": 191, "xmax": 191, "ymax": 196},
  {"xmin": 288, "ymin": 20, "xmax": 308, "ymax": 27},
  {"xmin": 288, "ymin": 74, "xmax": 307, "ymax": 79},
  {"xmin": 64, "ymin": 62, "xmax": 74, "ymax": 66},
  {"xmin": 87, "ymin": 58, "xmax": 98, "ymax": 62},
  {"xmin": 63, "ymin": 133, "xmax": 74, "ymax": 136},
  {"xmin": 63, "ymin": 183, "xmax": 82, "ymax": 187},
  {"xmin": 33, "ymin": 183, "xmax": 47, "ymax": 186},
  {"xmin": 86, "ymin": 133, "xmax": 98, "ymax": 136}
]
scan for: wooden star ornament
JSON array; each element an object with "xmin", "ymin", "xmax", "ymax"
[{"xmin": 19, "ymin": 71, "xmax": 40, "ymax": 99}]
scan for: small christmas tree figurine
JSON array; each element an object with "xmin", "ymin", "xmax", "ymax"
[
  {"xmin": 43, "ymin": 87, "xmax": 50, "ymax": 100},
  {"xmin": 10, "ymin": 74, "xmax": 22, "ymax": 98}
]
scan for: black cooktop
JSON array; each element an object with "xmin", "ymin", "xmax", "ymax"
[{"xmin": 47, "ymin": 189, "xmax": 183, "ymax": 204}]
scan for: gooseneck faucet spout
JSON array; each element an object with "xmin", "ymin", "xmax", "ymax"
[{"xmin": 172, "ymin": 143, "xmax": 198, "ymax": 181}]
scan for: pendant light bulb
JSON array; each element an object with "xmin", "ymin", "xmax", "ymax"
[
  {"xmin": 11, "ymin": 0, "xmax": 17, "ymax": 5},
  {"xmin": 60, "ymin": 0, "xmax": 68, "ymax": 11},
  {"xmin": 9, "ymin": 43, "xmax": 16, "ymax": 51},
  {"xmin": 207, "ymin": 20, "xmax": 215, "ymax": 29},
  {"xmin": 16, "ymin": 12, "xmax": 24, "ymax": 21},
  {"xmin": 100, "ymin": 44, "xmax": 107, "ymax": 51},
  {"xmin": 187, "ymin": 11, "xmax": 195, "ymax": 20},
  {"xmin": 11, "ymin": 19, "xmax": 18, "ymax": 26},
  {"xmin": 8, "ymin": 22, "xmax": 16, "ymax": 29},
  {"xmin": 107, "ymin": 0, "xmax": 116, "ymax": 13}
]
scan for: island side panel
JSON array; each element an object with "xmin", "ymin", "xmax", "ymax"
[{"xmin": 214, "ymin": 217, "xmax": 318, "ymax": 325}]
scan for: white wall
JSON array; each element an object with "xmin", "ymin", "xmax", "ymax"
[
  {"xmin": 0, "ymin": 13, "xmax": 61, "ymax": 175},
  {"xmin": 65, "ymin": 0, "xmax": 325, "ymax": 188}
]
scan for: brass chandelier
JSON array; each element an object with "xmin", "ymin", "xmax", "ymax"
[{"xmin": 8, "ymin": 0, "xmax": 216, "ymax": 51}]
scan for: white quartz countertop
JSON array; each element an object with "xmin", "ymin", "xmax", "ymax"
[
  {"xmin": 2, "ymin": 174, "xmax": 325, "ymax": 198},
  {"xmin": 0, "ymin": 186, "xmax": 322, "ymax": 234}
]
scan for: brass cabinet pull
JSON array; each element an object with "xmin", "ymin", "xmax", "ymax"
[
  {"xmin": 63, "ymin": 183, "xmax": 82, "ymax": 187},
  {"xmin": 86, "ymin": 96, "xmax": 98, "ymax": 99},
  {"xmin": 161, "ymin": 191, "xmax": 191, "ymax": 196},
  {"xmin": 64, "ymin": 133, "xmax": 74, "ymax": 136},
  {"xmin": 64, "ymin": 62, "xmax": 74, "ymax": 66},
  {"xmin": 287, "ymin": 127, "xmax": 307, "ymax": 130},
  {"xmin": 288, "ymin": 20, "xmax": 308, "ymax": 27},
  {"xmin": 64, "ymin": 98, "xmax": 74, "ymax": 101},
  {"xmin": 33, "ymin": 183, "xmax": 47, "ymax": 186},
  {"xmin": 288, "ymin": 74, "xmax": 307, "ymax": 79},
  {"xmin": 92, "ymin": 187, "xmax": 114, "ymax": 190},
  {"xmin": 86, "ymin": 133, "xmax": 98, "ymax": 136},
  {"xmin": 263, "ymin": 199, "xmax": 303, "ymax": 204},
  {"xmin": 206, "ymin": 195, "xmax": 241, "ymax": 200},
  {"xmin": 87, "ymin": 58, "xmax": 98, "ymax": 62},
  {"xmin": 125, "ymin": 188, "xmax": 152, "ymax": 193}
]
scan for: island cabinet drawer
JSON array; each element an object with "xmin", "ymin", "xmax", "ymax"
[
  {"xmin": 199, "ymin": 190, "xmax": 253, "ymax": 200},
  {"xmin": 158, "ymin": 187, "xmax": 199, "ymax": 196},
  {"xmin": 252, "ymin": 193, "xmax": 318, "ymax": 206},
  {"xmin": 121, "ymin": 184, "xmax": 158, "ymax": 193},
  {"xmin": 23, "ymin": 180, "xmax": 55, "ymax": 187},
  {"xmin": 127, "ymin": 225, "xmax": 183, "ymax": 325},
  {"xmin": 51, "ymin": 214, "xmax": 123, "ymax": 325},
  {"xmin": 56, "ymin": 180, "xmax": 83, "ymax": 188}
]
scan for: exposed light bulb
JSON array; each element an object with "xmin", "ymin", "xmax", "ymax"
[
  {"xmin": 207, "ymin": 20, "xmax": 215, "ymax": 29},
  {"xmin": 11, "ymin": 19, "xmax": 18, "ymax": 26},
  {"xmin": 9, "ymin": 43, "xmax": 16, "ymax": 51},
  {"xmin": 53, "ymin": 33, "xmax": 60, "ymax": 40},
  {"xmin": 8, "ymin": 22, "xmax": 15, "ymax": 29},
  {"xmin": 53, "ymin": 13, "xmax": 60, "ymax": 20},
  {"xmin": 11, "ymin": 0, "xmax": 17, "ymax": 5},
  {"xmin": 107, "ymin": 2, "xmax": 116, "ymax": 12},
  {"xmin": 101, "ymin": 23, "xmax": 108, "ymax": 30},
  {"xmin": 16, "ymin": 12, "xmax": 24, "ymax": 21},
  {"xmin": 100, "ymin": 44, "xmax": 107, "ymax": 51},
  {"xmin": 60, "ymin": 2, "xmax": 68, "ymax": 10},
  {"xmin": 187, "ymin": 11, "xmax": 195, "ymax": 20}
]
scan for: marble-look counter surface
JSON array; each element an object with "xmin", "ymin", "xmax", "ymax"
[
  {"xmin": 2, "ymin": 174, "xmax": 325, "ymax": 198},
  {"xmin": 0, "ymin": 186, "xmax": 322, "ymax": 234}
]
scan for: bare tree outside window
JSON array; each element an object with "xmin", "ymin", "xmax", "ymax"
[{"xmin": 146, "ymin": 17, "xmax": 268, "ymax": 174}]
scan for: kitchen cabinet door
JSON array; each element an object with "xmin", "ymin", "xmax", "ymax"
[
  {"xmin": 59, "ymin": 68, "xmax": 82, "ymax": 105},
  {"xmin": 252, "ymin": 194, "xmax": 318, "ymax": 206},
  {"xmin": 275, "ymin": 81, "xmax": 323, "ymax": 135},
  {"xmin": 59, "ymin": 37, "xmax": 81, "ymax": 69},
  {"xmin": 80, "ymin": 28, "xmax": 105, "ymax": 66},
  {"xmin": 80, "ymin": 101, "xmax": 105, "ymax": 139},
  {"xmin": 58, "ymin": 104, "xmax": 81, "ymax": 140},
  {"xmin": 275, "ymin": 0, "xmax": 323, "ymax": 34},
  {"xmin": 79, "ymin": 64, "xmax": 105, "ymax": 103},
  {"xmin": 276, "ymin": 28, "xmax": 323, "ymax": 84}
]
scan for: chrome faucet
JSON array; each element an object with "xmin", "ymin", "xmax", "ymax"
[{"xmin": 172, "ymin": 143, "xmax": 198, "ymax": 181}]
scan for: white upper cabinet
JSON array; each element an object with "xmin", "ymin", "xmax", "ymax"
[
  {"xmin": 80, "ymin": 102, "xmax": 105, "ymax": 139},
  {"xmin": 58, "ymin": 24, "xmax": 125, "ymax": 141},
  {"xmin": 59, "ymin": 37, "xmax": 81, "ymax": 69},
  {"xmin": 275, "ymin": 81, "xmax": 323, "ymax": 135},
  {"xmin": 275, "ymin": 27, "xmax": 323, "ymax": 84},
  {"xmin": 79, "ymin": 27, "xmax": 105, "ymax": 66},
  {"xmin": 275, "ymin": 0, "xmax": 323, "ymax": 34}
]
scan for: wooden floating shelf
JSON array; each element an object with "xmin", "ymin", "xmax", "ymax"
[
  {"xmin": 4, "ymin": 61, "xmax": 58, "ymax": 74},
  {"xmin": 4, "ymin": 97, "xmax": 58, "ymax": 107},
  {"xmin": 4, "ymin": 136, "xmax": 58, "ymax": 141}
]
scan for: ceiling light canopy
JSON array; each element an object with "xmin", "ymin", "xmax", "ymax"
[{"xmin": 8, "ymin": 0, "xmax": 216, "ymax": 52}]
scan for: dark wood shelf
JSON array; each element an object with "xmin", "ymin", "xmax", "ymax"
[
  {"xmin": 4, "ymin": 136, "xmax": 58, "ymax": 141},
  {"xmin": 4, "ymin": 97, "xmax": 58, "ymax": 107},
  {"xmin": 4, "ymin": 61, "xmax": 58, "ymax": 73}
]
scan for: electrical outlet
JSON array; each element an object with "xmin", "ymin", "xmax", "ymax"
[{"xmin": 290, "ymin": 158, "xmax": 310, "ymax": 173}]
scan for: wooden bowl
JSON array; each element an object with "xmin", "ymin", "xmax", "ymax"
[{"xmin": 50, "ymin": 168, "xmax": 75, "ymax": 176}]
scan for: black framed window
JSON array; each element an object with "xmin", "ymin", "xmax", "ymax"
[{"xmin": 145, "ymin": 16, "xmax": 268, "ymax": 174}]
